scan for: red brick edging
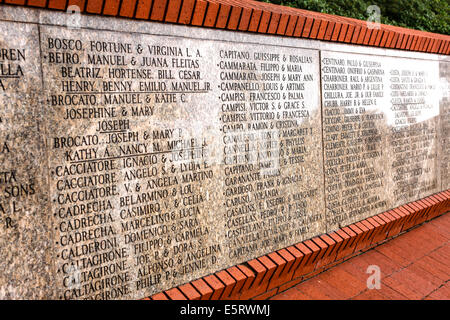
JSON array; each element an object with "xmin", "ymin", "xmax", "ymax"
[
  {"xmin": 143, "ymin": 190, "xmax": 449, "ymax": 300},
  {"xmin": 1, "ymin": 0, "xmax": 449, "ymax": 55}
]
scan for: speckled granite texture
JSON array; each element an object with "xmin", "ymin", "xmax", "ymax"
[{"xmin": 0, "ymin": 6, "xmax": 448, "ymax": 299}]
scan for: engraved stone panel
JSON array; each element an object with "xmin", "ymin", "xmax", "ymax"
[
  {"xmin": 39, "ymin": 25, "xmax": 325, "ymax": 299},
  {"xmin": 321, "ymin": 51, "xmax": 442, "ymax": 232},
  {"xmin": 440, "ymin": 61, "xmax": 450, "ymax": 191},
  {"xmin": 321, "ymin": 51, "xmax": 391, "ymax": 231},
  {"xmin": 384, "ymin": 57, "xmax": 441, "ymax": 207},
  {"xmin": 0, "ymin": 21, "xmax": 55, "ymax": 299}
]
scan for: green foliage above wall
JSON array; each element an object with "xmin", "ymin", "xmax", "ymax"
[{"xmin": 257, "ymin": 0, "xmax": 450, "ymax": 35}]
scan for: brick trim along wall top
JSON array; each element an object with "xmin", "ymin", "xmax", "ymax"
[{"xmin": 1, "ymin": 0, "xmax": 450, "ymax": 55}]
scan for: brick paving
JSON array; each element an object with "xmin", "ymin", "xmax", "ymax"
[{"xmin": 271, "ymin": 213, "xmax": 450, "ymax": 300}]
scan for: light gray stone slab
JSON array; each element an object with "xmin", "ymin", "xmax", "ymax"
[
  {"xmin": 439, "ymin": 61, "xmax": 450, "ymax": 191},
  {"xmin": 0, "ymin": 6, "xmax": 448, "ymax": 300},
  {"xmin": 384, "ymin": 57, "xmax": 441, "ymax": 207},
  {"xmin": 0, "ymin": 21, "xmax": 55, "ymax": 299},
  {"xmin": 321, "ymin": 51, "xmax": 442, "ymax": 231},
  {"xmin": 38, "ymin": 24, "xmax": 325, "ymax": 299}
]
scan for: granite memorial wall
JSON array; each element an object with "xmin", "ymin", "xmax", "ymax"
[{"xmin": 0, "ymin": 7, "xmax": 448, "ymax": 299}]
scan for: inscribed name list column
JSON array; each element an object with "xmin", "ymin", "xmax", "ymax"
[
  {"xmin": 385, "ymin": 57, "xmax": 441, "ymax": 205},
  {"xmin": 439, "ymin": 61, "xmax": 450, "ymax": 191},
  {"xmin": 0, "ymin": 22, "xmax": 54, "ymax": 299},
  {"xmin": 39, "ymin": 26, "xmax": 224, "ymax": 299},
  {"xmin": 321, "ymin": 51, "xmax": 390, "ymax": 232}
]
